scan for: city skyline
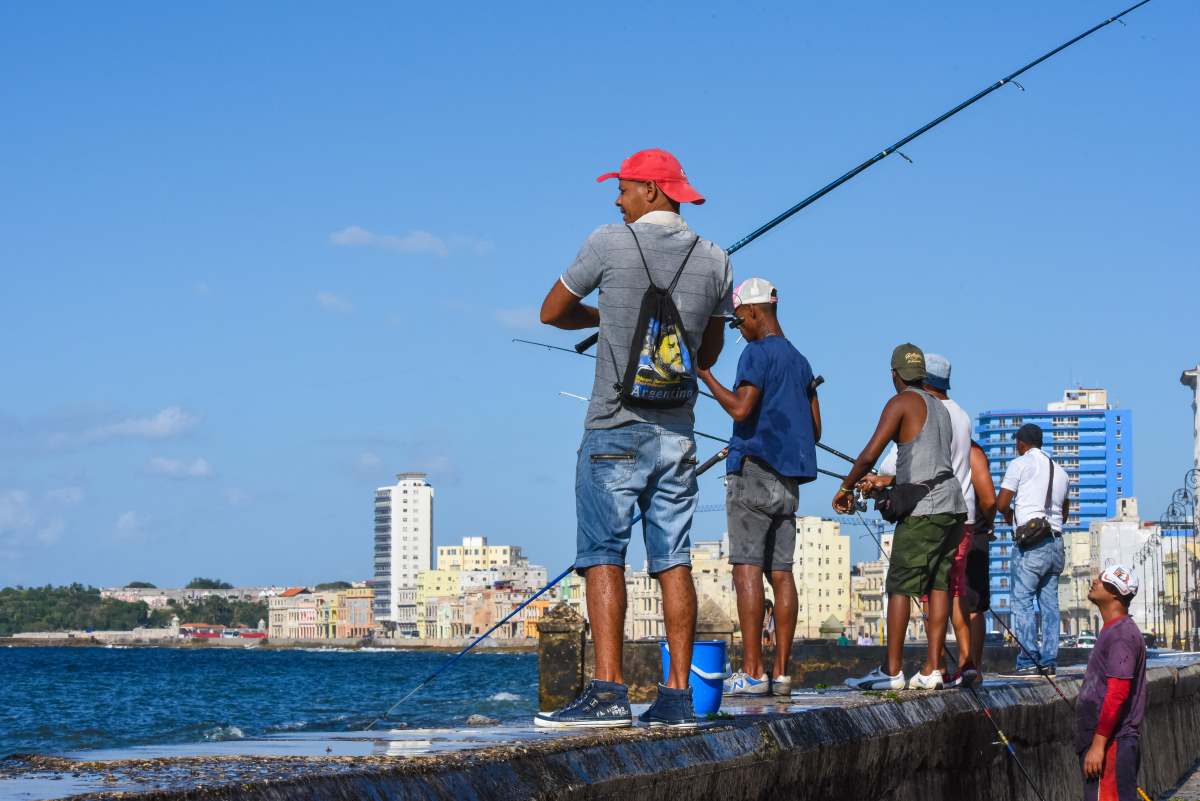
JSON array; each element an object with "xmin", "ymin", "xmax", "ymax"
[{"xmin": 2, "ymin": 2, "xmax": 1197, "ymax": 587}]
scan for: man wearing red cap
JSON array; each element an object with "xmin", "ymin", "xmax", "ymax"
[{"xmin": 536, "ymin": 149, "xmax": 732, "ymax": 729}]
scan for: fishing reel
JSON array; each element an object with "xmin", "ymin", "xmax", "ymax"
[{"xmin": 853, "ymin": 487, "xmax": 869, "ymax": 513}]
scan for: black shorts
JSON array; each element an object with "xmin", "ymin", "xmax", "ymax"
[{"xmin": 964, "ymin": 524, "xmax": 991, "ymax": 613}]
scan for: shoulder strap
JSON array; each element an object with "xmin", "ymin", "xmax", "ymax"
[
  {"xmin": 1042, "ymin": 452, "xmax": 1055, "ymax": 517},
  {"xmin": 625, "ymin": 224, "xmax": 701, "ymax": 294},
  {"xmin": 625, "ymin": 224, "xmax": 656, "ymax": 288}
]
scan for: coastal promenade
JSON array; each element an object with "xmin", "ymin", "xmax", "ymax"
[{"xmin": 5, "ymin": 656, "xmax": 1200, "ymax": 801}]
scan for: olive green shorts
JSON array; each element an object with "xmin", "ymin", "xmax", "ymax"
[{"xmin": 885, "ymin": 513, "xmax": 967, "ymax": 597}]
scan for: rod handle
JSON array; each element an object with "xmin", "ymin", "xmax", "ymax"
[
  {"xmin": 697, "ymin": 447, "xmax": 729, "ymax": 477},
  {"xmin": 575, "ymin": 332, "xmax": 599, "ymax": 353}
]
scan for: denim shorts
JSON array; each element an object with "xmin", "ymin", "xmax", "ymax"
[
  {"xmin": 575, "ymin": 422, "xmax": 697, "ymax": 575},
  {"xmin": 726, "ymin": 457, "xmax": 799, "ymax": 570}
]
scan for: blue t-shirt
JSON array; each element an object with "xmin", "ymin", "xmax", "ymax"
[{"xmin": 725, "ymin": 336, "xmax": 817, "ymax": 481}]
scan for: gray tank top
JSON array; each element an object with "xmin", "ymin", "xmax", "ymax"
[{"xmin": 894, "ymin": 388, "xmax": 968, "ymax": 518}]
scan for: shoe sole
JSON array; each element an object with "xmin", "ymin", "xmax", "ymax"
[
  {"xmin": 533, "ymin": 717, "xmax": 633, "ymax": 729},
  {"xmin": 845, "ymin": 680, "xmax": 904, "ymax": 691},
  {"xmin": 646, "ymin": 720, "xmax": 699, "ymax": 729}
]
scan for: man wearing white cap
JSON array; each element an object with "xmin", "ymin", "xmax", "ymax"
[
  {"xmin": 697, "ymin": 277, "xmax": 821, "ymax": 697},
  {"xmin": 1077, "ymin": 564, "xmax": 1146, "ymax": 801}
]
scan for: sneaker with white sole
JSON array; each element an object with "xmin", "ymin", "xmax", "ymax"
[
  {"xmin": 944, "ymin": 662, "xmax": 980, "ymax": 689},
  {"xmin": 770, "ymin": 675, "xmax": 792, "ymax": 696},
  {"xmin": 907, "ymin": 669, "xmax": 943, "ymax": 690},
  {"xmin": 845, "ymin": 666, "xmax": 905, "ymax": 691},
  {"xmin": 533, "ymin": 680, "xmax": 633, "ymax": 728},
  {"xmin": 723, "ymin": 671, "xmax": 769, "ymax": 696}
]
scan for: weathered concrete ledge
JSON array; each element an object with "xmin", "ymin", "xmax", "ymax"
[
  {"xmin": 536, "ymin": 602, "xmax": 1093, "ymax": 707},
  {"xmin": 6, "ymin": 664, "xmax": 1200, "ymax": 801}
]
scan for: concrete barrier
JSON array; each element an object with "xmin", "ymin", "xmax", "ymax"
[
  {"xmin": 14, "ymin": 662, "xmax": 1198, "ymax": 800},
  {"xmin": 535, "ymin": 602, "xmax": 1094, "ymax": 704}
]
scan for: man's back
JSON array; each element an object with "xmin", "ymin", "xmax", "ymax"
[
  {"xmin": 562, "ymin": 220, "xmax": 732, "ymax": 431},
  {"xmin": 880, "ymin": 396, "xmax": 974, "ymax": 520},
  {"xmin": 894, "ymin": 388, "xmax": 967, "ymax": 518},
  {"xmin": 726, "ymin": 336, "xmax": 817, "ymax": 481},
  {"xmin": 1002, "ymin": 448, "xmax": 1070, "ymax": 532}
]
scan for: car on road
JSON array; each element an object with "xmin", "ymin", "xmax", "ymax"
[{"xmin": 1076, "ymin": 634, "xmax": 1096, "ymax": 649}]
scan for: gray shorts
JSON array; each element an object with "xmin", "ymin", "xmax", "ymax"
[{"xmin": 726, "ymin": 457, "xmax": 799, "ymax": 570}]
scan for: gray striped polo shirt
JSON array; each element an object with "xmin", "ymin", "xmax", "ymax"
[{"xmin": 561, "ymin": 215, "xmax": 733, "ymax": 431}]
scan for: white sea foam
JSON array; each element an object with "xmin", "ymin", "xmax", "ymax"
[
  {"xmin": 203, "ymin": 725, "xmax": 246, "ymax": 741},
  {"xmin": 489, "ymin": 692, "xmax": 522, "ymax": 702}
]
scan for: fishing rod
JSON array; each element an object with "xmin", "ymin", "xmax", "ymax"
[
  {"xmin": 368, "ymin": 438, "xmax": 739, "ymax": 727},
  {"xmin": 572, "ymin": 0, "xmax": 1153, "ymax": 356},
  {"xmin": 524, "ymin": 338, "xmax": 867, "ymax": 470},
  {"xmin": 853, "ymin": 511, "xmax": 1047, "ymax": 801},
  {"xmin": 368, "ymin": 417, "xmax": 855, "ymax": 724},
  {"xmin": 557, "ymin": 389, "xmax": 849, "ymax": 480}
]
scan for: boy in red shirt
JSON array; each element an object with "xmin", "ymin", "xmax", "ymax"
[{"xmin": 1077, "ymin": 564, "xmax": 1146, "ymax": 801}]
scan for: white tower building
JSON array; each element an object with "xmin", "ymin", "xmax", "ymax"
[
  {"xmin": 372, "ymin": 472, "xmax": 434, "ymax": 635},
  {"xmin": 1182, "ymin": 366, "xmax": 1199, "ymax": 475}
]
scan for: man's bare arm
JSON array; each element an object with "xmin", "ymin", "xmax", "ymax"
[
  {"xmin": 697, "ymin": 317, "xmax": 725, "ymax": 370},
  {"xmin": 810, "ymin": 390, "xmax": 822, "ymax": 443},
  {"xmin": 996, "ymin": 488, "xmax": 1016, "ymax": 525},
  {"xmin": 970, "ymin": 443, "xmax": 996, "ymax": 529},
  {"xmin": 698, "ymin": 369, "xmax": 760, "ymax": 422},
  {"xmin": 843, "ymin": 395, "xmax": 906, "ymax": 489},
  {"xmin": 540, "ymin": 280, "xmax": 599, "ymax": 330}
]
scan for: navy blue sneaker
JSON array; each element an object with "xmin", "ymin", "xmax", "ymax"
[
  {"xmin": 533, "ymin": 680, "xmax": 633, "ymax": 728},
  {"xmin": 638, "ymin": 684, "xmax": 697, "ymax": 728}
]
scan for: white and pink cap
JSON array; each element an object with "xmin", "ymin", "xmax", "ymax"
[
  {"xmin": 1100, "ymin": 564, "xmax": 1139, "ymax": 597},
  {"xmin": 733, "ymin": 277, "xmax": 778, "ymax": 308}
]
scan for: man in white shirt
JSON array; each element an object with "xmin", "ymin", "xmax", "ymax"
[{"xmin": 997, "ymin": 423, "xmax": 1071, "ymax": 677}]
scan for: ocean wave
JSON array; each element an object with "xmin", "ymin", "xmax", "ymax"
[
  {"xmin": 202, "ymin": 725, "xmax": 245, "ymax": 741},
  {"xmin": 489, "ymin": 692, "xmax": 522, "ymax": 701}
]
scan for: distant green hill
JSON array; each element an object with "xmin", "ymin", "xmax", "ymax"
[{"xmin": 0, "ymin": 584, "xmax": 266, "ymax": 636}]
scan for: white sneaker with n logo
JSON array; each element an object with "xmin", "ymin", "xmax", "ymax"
[
  {"xmin": 845, "ymin": 666, "xmax": 905, "ymax": 691},
  {"xmin": 722, "ymin": 671, "xmax": 769, "ymax": 696}
]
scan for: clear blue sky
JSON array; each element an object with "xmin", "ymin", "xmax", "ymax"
[{"xmin": 2, "ymin": 1, "xmax": 1196, "ymax": 588}]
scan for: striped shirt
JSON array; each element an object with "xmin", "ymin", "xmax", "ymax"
[{"xmin": 561, "ymin": 213, "xmax": 732, "ymax": 430}]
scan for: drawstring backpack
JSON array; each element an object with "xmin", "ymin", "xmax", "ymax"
[{"xmin": 612, "ymin": 224, "xmax": 700, "ymax": 408}]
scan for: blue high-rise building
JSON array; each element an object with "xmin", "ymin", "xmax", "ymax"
[{"xmin": 974, "ymin": 388, "xmax": 1133, "ymax": 626}]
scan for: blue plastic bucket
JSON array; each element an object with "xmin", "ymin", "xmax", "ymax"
[{"xmin": 658, "ymin": 639, "xmax": 728, "ymax": 716}]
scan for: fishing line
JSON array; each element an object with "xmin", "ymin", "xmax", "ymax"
[
  {"xmin": 854, "ymin": 510, "xmax": 1048, "ymax": 801},
  {"xmin": 367, "ymin": 435, "xmax": 742, "ymax": 726},
  {"xmin": 571, "ymin": 0, "xmax": 1153, "ymax": 356},
  {"xmin": 521, "ymin": 338, "xmax": 867, "ymax": 470}
]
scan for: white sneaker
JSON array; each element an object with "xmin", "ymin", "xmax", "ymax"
[
  {"xmin": 845, "ymin": 666, "xmax": 905, "ymax": 691},
  {"xmin": 907, "ymin": 669, "xmax": 943, "ymax": 690},
  {"xmin": 723, "ymin": 671, "xmax": 769, "ymax": 696},
  {"xmin": 771, "ymin": 675, "xmax": 792, "ymax": 696}
]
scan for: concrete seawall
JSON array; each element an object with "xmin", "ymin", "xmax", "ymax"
[{"xmin": 6, "ymin": 662, "xmax": 1200, "ymax": 800}]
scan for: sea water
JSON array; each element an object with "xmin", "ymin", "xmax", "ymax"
[{"xmin": 0, "ymin": 646, "xmax": 537, "ymax": 756}]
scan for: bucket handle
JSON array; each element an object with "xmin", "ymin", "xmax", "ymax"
[{"xmin": 663, "ymin": 644, "xmax": 732, "ymax": 681}]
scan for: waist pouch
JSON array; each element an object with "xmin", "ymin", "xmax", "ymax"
[
  {"xmin": 1013, "ymin": 518, "xmax": 1055, "ymax": 550},
  {"xmin": 874, "ymin": 471, "xmax": 955, "ymax": 524},
  {"xmin": 1013, "ymin": 455, "xmax": 1057, "ymax": 551}
]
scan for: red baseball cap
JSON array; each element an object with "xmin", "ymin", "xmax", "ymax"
[{"xmin": 596, "ymin": 148, "xmax": 705, "ymax": 205}]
